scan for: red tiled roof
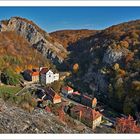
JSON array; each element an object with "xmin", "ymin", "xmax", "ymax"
[
  {"xmin": 45, "ymin": 88, "xmax": 61, "ymax": 100},
  {"xmin": 83, "ymin": 95, "xmax": 92, "ymax": 100},
  {"xmin": 63, "ymin": 86, "xmax": 73, "ymax": 91},
  {"xmin": 72, "ymin": 91, "xmax": 81, "ymax": 95},
  {"xmin": 24, "ymin": 69, "xmax": 39, "ymax": 76},
  {"xmin": 54, "ymin": 94, "xmax": 61, "ymax": 100},
  {"xmin": 71, "ymin": 105, "xmax": 102, "ymax": 121},
  {"xmin": 40, "ymin": 67, "xmax": 49, "ymax": 74},
  {"xmin": 32, "ymin": 71, "xmax": 39, "ymax": 76},
  {"xmin": 92, "ymin": 109, "xmax": 101, "ymax": 120}
]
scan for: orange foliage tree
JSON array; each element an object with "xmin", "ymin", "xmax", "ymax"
[
  {"xmin": 125, "ymin": 52, "xmax": 134, "ymax": 63},
  {"xmin": 118, "ymin": 69, "xmax": 126, "ymax": 77},
  {"xmin": 27, "ymin": 64, "xmax": 33, "ymax": 70},
  {"xmin": 116, "ymin": 115, "xmax": 140, "ymax": 133},
  {"xmin": 73, "ymin": 63, "xmax": 79, "ymax": 73},
  {"xmin": 120, "ymin": 40, "xmax": 129, "ymax": 48}
]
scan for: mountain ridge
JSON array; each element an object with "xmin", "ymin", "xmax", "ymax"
[{"xmin": 0, "ymin": 17, "xmax": 68, "ymax": 64}]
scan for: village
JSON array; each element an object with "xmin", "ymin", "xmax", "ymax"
[
  {"xmin": 0, "ymin": 65, "xmax": 120, "ymax": 132},
  {"xmin": 1, "ymin": 64, "xmax": 139, "ymax": 133},
  {"xmin": 5, "ymin": 66, "xmax": 116, "ymax": 131}
]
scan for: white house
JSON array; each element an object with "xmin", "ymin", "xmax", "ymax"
[
  {"xmin": 61, "ymin": 86, "xmax": 74, "ymax": 96},
  {"xmin": 39, "ymin": 67, "xmax": 59, "ymax": 85}
]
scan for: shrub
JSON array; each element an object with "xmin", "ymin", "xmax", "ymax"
[
  {"xmin": 1, "ymin": 68, "xmax": 22, "ymax": 85},
  {"xmin": 116, "ymin": 115, "xmax": 140, "ymax": 133}
]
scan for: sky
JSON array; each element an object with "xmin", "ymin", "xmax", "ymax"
[{"xmin": 0, "ymin": 7, "xmax": 140, "ymax": 32}]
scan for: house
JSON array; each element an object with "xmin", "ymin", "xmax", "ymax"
[
  {"xmin": 61, "ymin": 86, "xmax": 74, "ymax": 96},
  {"xmin": 70, "ymin": 105, "xmax": 102, "ymax": 129},
  {"xmin": 39, "ymin": 67, "xmax": 59, "ymax": 85},
  {"xmin": 23, "ymin": 69, "xmax": 39, "ymax": 82},
  {"xmin": 81, "ymin": 95, "xmax": 97, "ymax": 108},
  {"xmin": 67, "ymin": 91, "xmax": 81, "ymax": 103},
  {"xmin": 35, "ymin": 88, "xmax": 61, "ymax": 106},
  {"xmin": 35, "ymin": 89, "xmax": 46, "ymax": 99},
  {"xmin": 45, "ymin": 88, "xmax": 61, "ymax": 104}
]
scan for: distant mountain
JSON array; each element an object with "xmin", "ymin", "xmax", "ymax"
[
  {"xmin": 50, "ymin": 29, "xmax": 98, "ymax": 48},
  {"xmin": 0, "ymin": 17, "xmax": 67, "ymax": 67}
]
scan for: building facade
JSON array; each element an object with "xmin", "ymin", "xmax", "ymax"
[
  {"xmin": 61, "ymin": 86, "xmax": 74, "ymax": 96},
  {"xmin": 70, "ymin": 105, "xmax": 102, "ymax": 129},
  {"xmin": 39, "ymin": 67, "xmax": 59, "ymax": 85},
  {"xmin": 45, "ymin": 88, "xmax": 61, "ymax": 104},
  {"xmin": 23, "ymin": 69, "xmax": 39, "ymax": 82}
]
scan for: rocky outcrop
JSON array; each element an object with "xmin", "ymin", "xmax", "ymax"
[
  {"xmin": 0, "ymin": 99, "xmax": 93, "ymax": 133},
  {"xmin": 103, "ymin": 47, "xmax": 129, "ymax": 65},
  {"xmin": 0, "ymin": 17, "xmax": 67, "ymax": 64}
]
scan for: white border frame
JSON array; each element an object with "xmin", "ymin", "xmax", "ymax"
[
  {"xmin": 0, "ymin": 134, "xmax": 140, "ymax": 139},
  {"xmin": 0, "ymin": 1, "xmax": 140, "ymax": 139},
  {"xmin": 0, "ymin": 1, "xmax": 140, "ymax": 6}
]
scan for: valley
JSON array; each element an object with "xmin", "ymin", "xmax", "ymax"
[{"xmin": 0, "ymin": 17, "xmax": 140, "ymax": 133}]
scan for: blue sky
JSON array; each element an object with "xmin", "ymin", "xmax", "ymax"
[{"xmin": 0, "ymin": 7, "xmax": 140, "ymax": 32}]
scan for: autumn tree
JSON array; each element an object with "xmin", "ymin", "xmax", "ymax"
[
  {"xmin": 15, "ymin": 66, "xmax": 22, "ymax": 74},
  {"xmin": 120, "ymin": 40, "xmax": 129, "ymax": 48},
  {"xmin": 116, "ymin": 115, "xmax": 140, "ymax": 133},
  {"xmin": 131, "ymin": 31, "xmax": 139, "ymax": 40},
  {"xmin": 118, "ymin": 69, "xmax": 126, "ymax": 78},
  {"xmin": 125, "ymin": 52, "xmax": 134, "ymax": 63},
  {"xmin": 27, "ymin": 64, "xmax": 33, "ymax": 70},
  {"xmin": 73, "ymin": 63, "xmax": 79, "ymax": 73},
  {"xmin": 113, "ymin": 63, "xmax": 120, "ymax": 71}
]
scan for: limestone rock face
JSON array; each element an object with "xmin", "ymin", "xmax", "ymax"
[
  {"xmin": 103, "ymin": 47, "xmax": 129, "ymax": 65},
  {"xmin": 0, "ymin": 17, "xmax": 67, "ymax": 64},
  {"xmin": 103, "ymin": 48, "xmax": 123, "ymax": 65}
]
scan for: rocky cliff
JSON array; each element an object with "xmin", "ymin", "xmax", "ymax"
[{"xmin": 0, "ymin": 17, "xmax": 67, "ymax": 64}]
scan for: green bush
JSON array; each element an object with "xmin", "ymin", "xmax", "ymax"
[{"xmin": 1, "ymin": 68, "xmax": 22, "ymax": 85}]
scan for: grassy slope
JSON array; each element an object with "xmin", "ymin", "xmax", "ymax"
[{"xmin": 0, "ymin": 85, "xmax": 22, "ymax": 94}]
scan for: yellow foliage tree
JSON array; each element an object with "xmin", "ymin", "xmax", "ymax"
[
  {"xmin": 113, "ymin": 63, "xmax": 120, "ymax": 70},
  {"xmin": 15, "ymin": 66, "xmax": 22, "ymax": 73},
  {"xmin": 73, "ymin": 63, "xmax": 79, "ymax": 73},
  {"xmin": 27, "ymin": 64, "xmax": 33, "ymax": 70}
]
